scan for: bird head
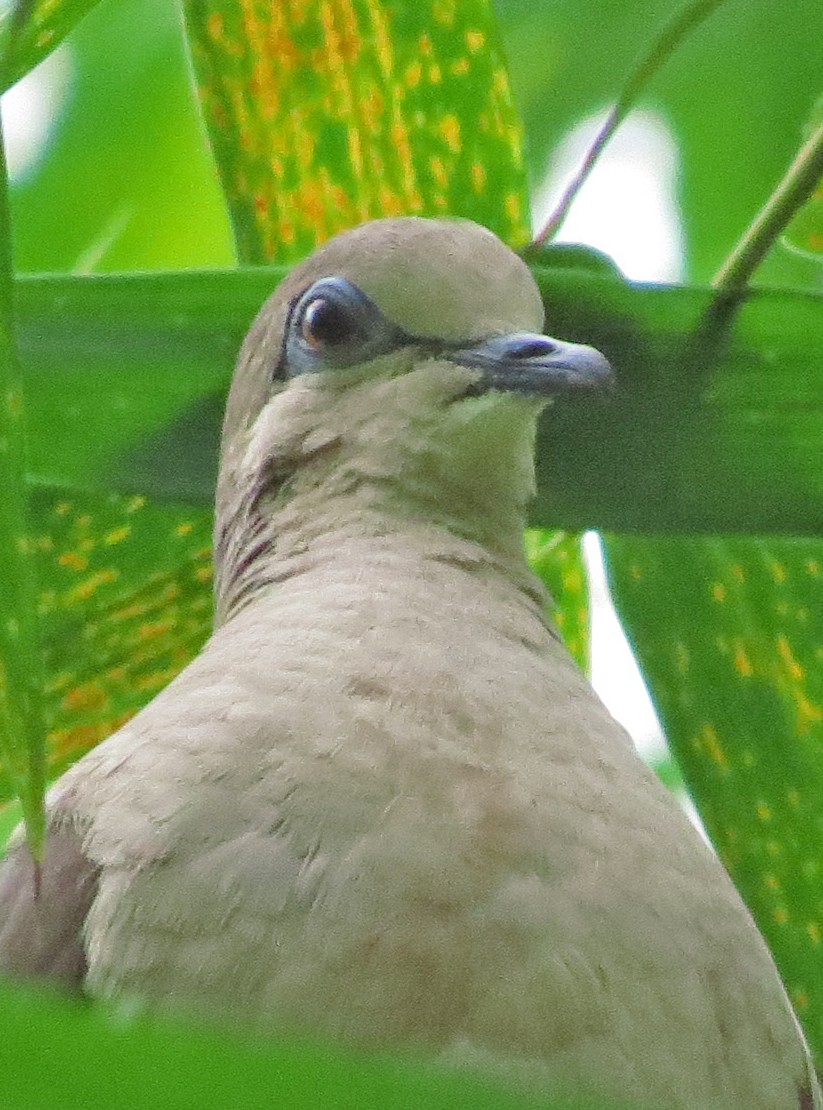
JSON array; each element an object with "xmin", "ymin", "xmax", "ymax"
[{"xmin": 215, "ymin": 218, "xmax": 612, "ymax": 620}]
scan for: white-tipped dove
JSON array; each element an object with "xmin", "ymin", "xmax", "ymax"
[{"xmin": 0, "ymin": 218, "xmax": 818, "ymax": 1109}]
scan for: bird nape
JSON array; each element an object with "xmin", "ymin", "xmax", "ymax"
[{"xmin": 0, "ymin": 217, "xmax": 819, "ymax": 1110}]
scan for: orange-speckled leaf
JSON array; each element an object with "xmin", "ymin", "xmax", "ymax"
[
  {"xmin": 0, "ymin": 488, "xmax": 214, "ymax": 804},
  {"xmin": 183, "ymin": 0, "xmax": 529, "ymax": 263},
  {"xmin": 604, "ymin": 534, "xmax": 823, "ymax": 1055}
]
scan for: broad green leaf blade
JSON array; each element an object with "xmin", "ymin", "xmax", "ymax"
[
  {"xmin": 15, "ymin": 269, "xmax": 246, "ymax": 497},
  {"xmin": 0, "ymin": 116, "xmax": 45, "ymax": 851},
  {"xmin": 0, "ymin": 0, "xmax": 103, "ymax": 93},
  {"xmin": 604, "ymin": 534, "xmax": 823, "ymax": 1055},
  {"xmin": 531, "ymin": 271, "xmax": 823, "ymax": 536},
  {"xmin": 0, "ymin": 981, "xmax": 624, "ymax": 1110},
  {"xmin": 10, "ymin": 267, "xmax": 823, "ymax": 825},
  {"xmin": 183, "ymin": 0, "xmax": 529, "ymax": 262},
  {"xmin": 16, "ymin": 270, "xmax": 823, "ymax": 535}
]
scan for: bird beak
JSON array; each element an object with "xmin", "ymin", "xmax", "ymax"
[{"xmin": 450, "ymin": 332, "xmax": 614, "ymax": 397}]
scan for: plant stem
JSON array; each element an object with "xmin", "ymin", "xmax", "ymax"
[
  {"xmin": 530, "ymin": 0, "xmax": 728, "ymax": 250},
  {"xmin": 712, "ymin": 116, "xmax": 823, "ymax": 292}
]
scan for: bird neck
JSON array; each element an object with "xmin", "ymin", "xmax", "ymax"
[
  {"xmin": 214, "ymin": 385, "xmax": 544, "ymax": 625},
  {"xmin": 215, "ymin": 496, "xmax": 543, "ymax": 627}
]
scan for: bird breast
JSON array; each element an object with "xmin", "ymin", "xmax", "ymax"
[{"xmin": 62, "ymin": 528, "xmax": 807, "ymax": 1109}]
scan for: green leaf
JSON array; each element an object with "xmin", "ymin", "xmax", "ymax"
[
  {"xmin": 9, "ymin": 0, "xmax": 235, "ymax": 275},
  {"xmin": 603, "ymin": 534, "xmax": 823, "ymax": 1056},
  {"xmin": 16, "ymin": 270, "xmax": 244, "ymax": 496},
  {"xmin": 183, "ymin": 0, "xmax": 530, "ymax": 262},
  {"xmin": 530, "ymin": 270, "xmax": 823, "ymax": 536},
  {"xmin": 0, "ymin": 795, "xmax": 21, "ymax": 846},
  {"xmin": 525, "ymin": 529, "xmax": 589, "ymax": 671},
  {"xmin": 20, "ymin": 488, "xmax": 214, "ymax": 799},
  {"xmin": 0, "ymin": 111, "xmax": 45, "ymax": 852},
  {"xmin": 18, "ymin": 268, "xmax": 823, "ymax": 536},
  {"xmin": 784, "ymin": 179, "xmax": 823, "ymax": 259},
  {"xmin": 0, "ymin": 0, "xmax": 103, "ymax": 93},
  {"xmin": 0, "ymin": 979, "xmax": 625, "ymax": 1110}
]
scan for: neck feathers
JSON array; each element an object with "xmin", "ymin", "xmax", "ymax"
[{"xmin": 214, "ymin": 375, "xmax": 543, "ymax": 625}]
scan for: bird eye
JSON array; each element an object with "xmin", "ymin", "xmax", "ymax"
[
  {"xmin": 300, "ymin": 296, "xmax": 356, "ymax": 349},
  {"xmin": 283, "ymin": 277, "xmax": 409, "ymax": 377}
]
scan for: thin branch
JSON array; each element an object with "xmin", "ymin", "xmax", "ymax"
[
  {"xmin": 530, "ymin": 0, "xmax": 728, "ymax": 251},
  {"xmin": 712, "ymin": 115, "xmax": 823, "ymax": 292}
]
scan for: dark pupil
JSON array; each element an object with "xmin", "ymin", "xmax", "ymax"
[{"xmin": 302, "ymin": 297, "xmax": 352, "ymax": 346}]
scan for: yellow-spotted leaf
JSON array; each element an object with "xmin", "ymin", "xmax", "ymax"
[
  {"xmin": 0, "ymin": 366, "xmax": 46, "ymax": 840},
  {"xmin": 525, "ymin": 529, "xmax": 589, "ymax": 671},
  {"xmin": 36, "ymin": 490, "xmax": 215, "ymax": 777},
  {"xmin": 183, "ymin": 0, "xmax": 529, "ymax": 262},
  {"xmin": 0, "ymin": 0, "xmax": 104, "ymax": 93},
  {"xmin": 604, "ymin": 534, "xmax": 823, "ymax": 1055},
  {"xmin": 0, "ymin": 72, "xmax": 46, "ymax": 851},
  {"xmin": 0, "ymin": 489, "xmax": 214, "ymax": 805}
]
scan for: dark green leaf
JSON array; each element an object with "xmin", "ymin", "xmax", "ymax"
[
  {"xmin": 531, "ymin": 272, "xmax": 823, "ymax": 536},
  {"xmin": 8, "ymin": 266, "xmax": 823, "ymax": 806},
  {"xmin": 16, "ymin": 269, "xmax": 823, "ymax": 536}
]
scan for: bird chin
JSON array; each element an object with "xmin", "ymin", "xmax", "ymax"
[{"xmin": 453, "ymin": 382, "xmax": 548, "ymax": 414}]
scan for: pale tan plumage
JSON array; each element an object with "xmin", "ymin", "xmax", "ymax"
[{"xmin": 0, "ymin": 217, "xmax": 818, "ymax": 1109}]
